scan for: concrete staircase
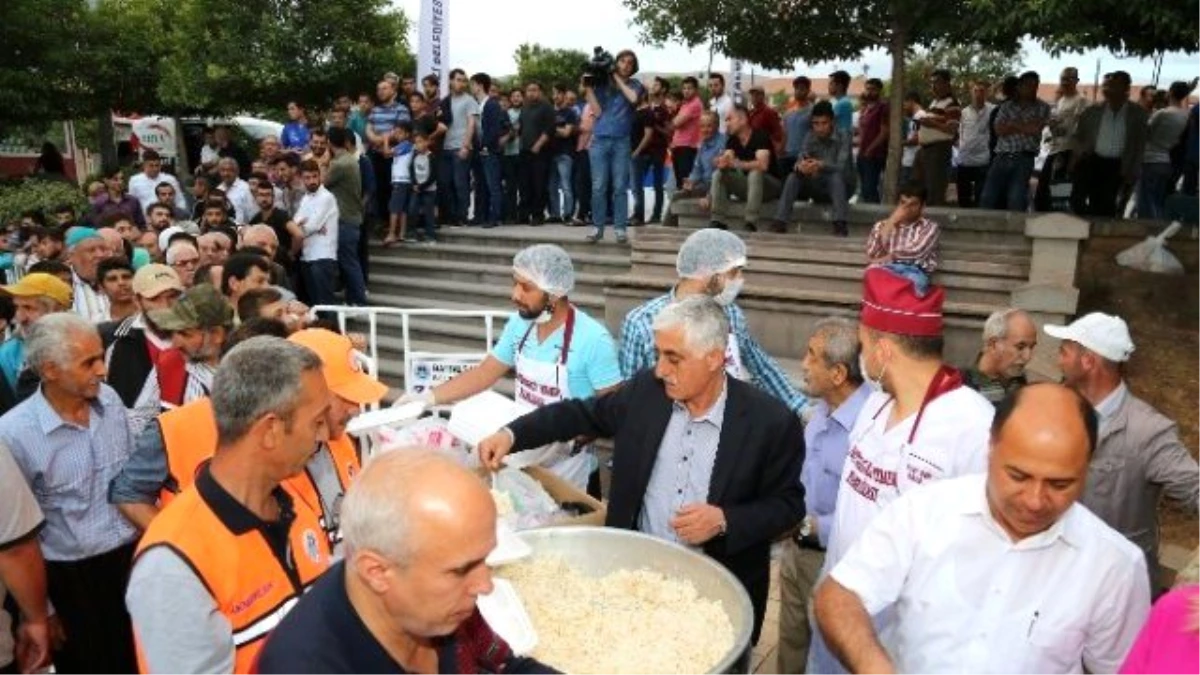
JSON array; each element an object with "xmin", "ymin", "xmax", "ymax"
[{"xmin": 362, "ymin": 226, "xmax": 632, "ymax": 395}]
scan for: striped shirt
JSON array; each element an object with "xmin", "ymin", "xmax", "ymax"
[
  {"xmin": 619, "ymin": 291, "xmax": 806, "ymax": 413},
  {"xmin": 0, "ymin": 384, "xmax": 138, "ymax": 561},
  {"xmin": 638, "ymin": 384, "xmax": 727, "ymax": 547},
  {"xmin": 72, "ymin": 271, "xmax": 111, "ymax": 323},
  {"xmin": 866, "ymin": 216, "xmax": 941, "ymax": 273},
  {"xmin": 367, "ymin": 101, "xmax": 411, "ymax": 140}
]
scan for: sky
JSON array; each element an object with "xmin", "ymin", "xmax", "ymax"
[{"xmin": 392, "ymin": 0, "xmax": 1199, "ymax": 86}]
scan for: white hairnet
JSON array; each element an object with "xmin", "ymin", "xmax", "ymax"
[
  {"xmin": 676, "ymin": 229, "xmax": 748, "ymax": 279},
  {"xmin": 513, "ymin": 244, "xmax": 575, "ymax": 297}
]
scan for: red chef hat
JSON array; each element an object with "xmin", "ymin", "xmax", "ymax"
[{"xmin": 860, "ymin": 267, "xmax": 944, "ymax": 337}]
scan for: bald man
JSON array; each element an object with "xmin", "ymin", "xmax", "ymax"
[
  {"xmin": 814, "ymin": 384, "xmax": 1150, "ymax": 674},
  {"xmin": 257, "ymin": 449, "xmax": 557, "ymax": 674},
  {"xmin": 963, "ymin": 308, "xmax": 1037, "ymax": 405}
]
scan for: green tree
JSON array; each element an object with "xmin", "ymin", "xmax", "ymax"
[
  {"xmin": 0, "ymin": 0, "xmax": 92, "ymax": 135},
  {"xmin": 901, "ymin": 42, "xmax": 1023, "ymax": 103},
  {"xmin": 513, "ymin": 43, "xmax": 590, "ymax": 90},
  {"xmin": 625, "ymin": 0, "xmax": 1024, "ymax": 201}
]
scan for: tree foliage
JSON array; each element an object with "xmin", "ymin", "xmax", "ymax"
[
  {"xmin": 0, "ymin": 0, "xmax": 93, "ymax": 133},
  {"xmin": 902, "ymin": 42, "xmax": 1023, "ymax": 103},
  {"xmin": 512, "ymin": 43, "xmax": 590, "ymax": 91}
]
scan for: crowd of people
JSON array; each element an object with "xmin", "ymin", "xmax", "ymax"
[{"xmin": 0, "ymin": 52, "xmax": 1196, "ymax": 675}]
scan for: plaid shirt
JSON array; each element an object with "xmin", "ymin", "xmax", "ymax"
[
  {"xmin": 618, "ymin": 291, "xmax": 807, "ymax": 414},
  {"xmin": 866, "ymin": 216, "xmax": 941, "ymax": 273}
]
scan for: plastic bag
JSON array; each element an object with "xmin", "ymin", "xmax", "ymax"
[
  {"xmin": 493, "ymin": 467, "xmax": 562, "ymax": 529},
  {"xmin": 377, "ymin": 417, "xmax": 479, "ymax": 468},
  {"xmin": 1116, "ymin": 222, "xmax": 1185, "ymax": 275}
]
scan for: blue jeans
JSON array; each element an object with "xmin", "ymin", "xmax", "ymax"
[
  {"xmin": 589, "ymin": 135, "xmax": 632, "ymax": 233},
  {"xmin": 301, "ymin": 259, "xmax": 338, "ymax": 308},
  {"xmin": 336, "ymin": 222, "xmax": 368, "ymax": 305},
  {"xmin": 549, "ymin": 154, "xmax": 575, "ymax": 219},
  {"xmin": 439, "ymin": 149, "xmax": 472, "ymax": 223},
  {"xmin": 857, "ymin": 155, "xmax": 885, "ymax": 203},
  {"xmin": 631, "ymin": 153, "xmax": 665, "ymax": 222},
  {"xmin": 981, "ymin": 153, "xmax": 1035, "ymax": 211},
  {"xmin": 408, "ymin": 191, "xmax": 437, "ymax": 239},
  {"xmin": 881, "ymin": 262, "xmax": 930, "ymax": 296},
  {"xmin": 1136, "ymin": 162, "xmax": 1174, "ymax": 220},
  {"xmin": 477, "ymin": 152, "xmax": 503, "ymax": 224}
]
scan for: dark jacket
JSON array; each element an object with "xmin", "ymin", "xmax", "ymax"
[
  {"xmin": 508, "ymin": 369, "xmax": 806, "ymax": 642},
  {"xmin": 100, "ymin": 316, "xmax": 155, "ymax": 408},
  {"xmin": 476, "ymin": 96, "xmax": 511, "ymax": 155},
  {"xmin": 1073, "ymin": 101, "xmax": 1150, "ymax": 180}
]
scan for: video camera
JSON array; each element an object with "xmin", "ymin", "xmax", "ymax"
[{"xmin": 581, "ymin": 46, "xmax": 615, "ymax": 88}]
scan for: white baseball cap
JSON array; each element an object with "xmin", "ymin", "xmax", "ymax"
[{"xmin": 1044, "ymin": 312, "xmax": 1135, "ymax": 362}]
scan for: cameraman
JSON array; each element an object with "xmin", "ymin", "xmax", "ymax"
[{"xmin": 584, "ymin": 49, "xmax": 643, "ymax": 244}]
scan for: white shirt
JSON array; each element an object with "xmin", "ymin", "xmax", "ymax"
[
  {"xmin": 1048, "ymin": 94, "xmax": 1089, "ymax": 154},
  {"xmin": 957, "ymin": 103, "xmax": 994, "ymax": 168},
  {"xmin": 294, "ymin": 186, "xmax": 339, "ymax": 262},
  {"xmin": 199, "ymin": 144, "xmax": 220, "ymax": 167},
  {"xmin": 825, "ymin": 386, "xmax": 994, "ymax": 568},
  {"xmin": 918, "ymin": 96, "xmax": 959, "ymax": 145},
  {"xmin": 72, "ymin": 271, "xmax": 111, "ymax": 324},
  {"xmin": 711, "ymin": 94, "xmax": 733, "ymax": 134},
  {"xmin": 1095, "ymin": 103, "xmax": 1129, "ymax": 159},
  {"xmin": 219, "ymin": 178, "xmax": 257, "ymax": 224},
  {"xmin": 830, "ymin": 474, "xmax": 1150, "ymax": 674},
  {"xmin": 128, "ymin": 171, "xmax": 187, "ymax": 214}
]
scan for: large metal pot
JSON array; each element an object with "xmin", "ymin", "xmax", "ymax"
[{"xmin": 516, "ymin": 526, "xmax": 755, "ymax": 674}]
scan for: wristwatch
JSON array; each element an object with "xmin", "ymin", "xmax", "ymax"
[{"xmin": 798, "ymin": 515, "xmax": 815, "ymax": 540}]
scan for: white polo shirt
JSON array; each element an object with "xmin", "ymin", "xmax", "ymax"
[
  {"xmin": 830, "ymin": 473, "xmax": 1150, "ymax": 674},
  {"xmin": 825, "ymin": 384, "xmax": 993, "ymax": 568}
]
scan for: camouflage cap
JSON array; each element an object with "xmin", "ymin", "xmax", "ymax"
[{"xmin": 147, "ymin": 283, "xmax": 234, "ymax": 331}]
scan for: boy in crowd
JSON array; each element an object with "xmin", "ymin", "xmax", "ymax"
[
  {"xmin": 865, "ymin": 183, "xmax": 940, "ymax": 295},
  {"xmin": 408, "ymin": 131, "xmax": 438, "ymax": 244},
  {"xmin": 384, "ymin": 122, "xmax": 415, "ymax": 246}
]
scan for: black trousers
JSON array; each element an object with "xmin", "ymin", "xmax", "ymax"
[
  {"xmin": 1070, "ymin": 154, "xmax": 1123, "ymax": 217},
  {"xmin": 573, "ymin": 149, "xmax": 592, "ymax": 220},
  {"xmin": 502, "ymin": 154, "xmax": 521, "ymax": 222},
  {"xmin": 1034, "ymin": 150, "xmax": 1072, "ymax": 211},
  {"xmin": 671, "ymin": 147, "xmax": 698, "ymax": 190},
  {"xmin": 45, "ymin": 543, "xmax": 137, "ymax": 674},
  {"xmin": 956, "ymin": 164, "xmax": 989, "ymax": 208},
  {"xmin": 369, "ymin": 152, "xmax": 393, "ymax": 225},
  {"xmin": 518, "ymin": 150, "xmax": 550, "ymax": 223}
]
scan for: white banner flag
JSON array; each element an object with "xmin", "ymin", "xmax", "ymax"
[
  {"xmin": 729, "ymin": 59, "xmax": 745, "ymax": 104},
  {"xmin": 417, "ymin": 0, "xmax": 449, "ymax": 98}
]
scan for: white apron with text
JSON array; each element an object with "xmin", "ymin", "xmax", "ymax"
[
  {"xmin": 724, "ymin": 333, "xmax": 747, "ymax": 380},
  {"xmin": 512, "ymin": 309, "xmax": 594, "ymax": 489}
]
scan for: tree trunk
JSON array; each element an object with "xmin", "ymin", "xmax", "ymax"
[
  {"xmin": 173, "ymin": 117, "xmax": 191, "ymax": 177},
  {"xmin": 97, "ymin": 110, "xmax": 117, "ymax": 174},
  {"xmin": 883, "ymin": 21, "xmax": 907, "ymax": 205}
]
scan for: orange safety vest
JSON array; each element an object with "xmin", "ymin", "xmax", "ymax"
[
  {"xmin": 134, "ymin": 468, "xmax": 332, "ymax": 673},
  {"xmin": 157, "ymin": 399, "xmax": 361, "ymax": 546},
  {"xmin": 157, "ymin": 398, "xmax": 218, "ymax": 507}
]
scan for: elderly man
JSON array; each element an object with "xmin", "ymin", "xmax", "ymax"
[
  {"xmin": 777, "ymin": 319, "xmax": 869, "ymax": 674},
  {"xmin": 124, "ymin": 284, "xmax": 233, "ymax": 438},
  {"xmin": 963, "ymin": 308, "xmax": 1037, "ymax": 404},
  {"xmin": 101, "ymin": 264, "xmax": 184, "ymax": 412},
  {"xmin": 679, "ymin": 111, "xmax": 726, "ymax": 198},
  {"xmin": 95, "ymin": 226, "xmax": 126, "ymax": 259},
  {"xmin": 399, "ymin": 244, "xmax": 622, "ymax": 493},
  {"xmin": 126, "ymin": 337, "xmax": 333, "ymax": 673},
  {"xmin": 814, "ymin": 384, "xmax": 1150, "ymax": 673},
  {"xmin": 620, "ymin": 228, "xmax": 806, "ymax": 414},
  {"xmin": 215, "ymin": 157, "xmax": 256, "ymax": 224},
  {"xmin": 479, "ymin": 296, "xmax": 805, "ymax": 643},
  {"xmin": 808, "ymin": 267, "xmax": 994, "ymax": 674},
  {"xmin": 1046, "ymin": 312, "xmax": 1199, "ymax": 590},
  {"xmin": 65, "ymin": 227, "xmax": 111, "ymax": 322},
  {"xmin": 0, "ymin": 273, "xmax": 72, "ymax": 397},
  {"xmin": 196, "ymin": 231, "xmax": 232, "ymax": 267},
  {"xmin": 165, "ymin": 239, "xmax": 201, "ymax": 288},
  {"xmin": 258, "ymin": 450, "xmax": 555, "ymax": 673},
  {"xmin": 0, "ymin": 314, "xmax": 139, "ymax": 672}
]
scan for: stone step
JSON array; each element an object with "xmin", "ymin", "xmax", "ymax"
[
  {"xmin": 631, "ymin": 246, "xmax": 1029, "ymax": 279},
  {"xmin": 634, "ymin": 226, "xmax": 1033, "ymax": 259},
  {"xmin": 369, "ymin": 259, "xmax": 613, "ymax": 300},
  {"xmin": 676, "ymin": 213, "xmax": 1029, "ymax": 247},
  {"xmin": 671, "ymin": 199, "xmax": 1028, "ymax": 233},
  {"xmin": 370, "ymin": 241, "xmax": 631, "ymax": 276},
  {"xmin": 365, "ymin": 277, "xmax": 606, "ymax": 315},
  {"xmin": 380, "ymin": 224, "xmax": 634, "ymax": 256}
]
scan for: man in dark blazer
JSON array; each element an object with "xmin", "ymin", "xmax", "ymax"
[
  {"xmin": 1070, "ymin": 70, "xmax": 1149, "ymax": 217},
  {"xmin": 479, "ymin": 295, "xmax": 805, "ymax": 643}
]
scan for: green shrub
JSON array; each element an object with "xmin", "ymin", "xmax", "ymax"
[{"xmin": 0, "ymin": 178, "xmax": 87, "ymax": 225}]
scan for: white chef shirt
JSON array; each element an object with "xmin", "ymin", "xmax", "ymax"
[
  {"xmin": 294, "ymin": 185, "xmax": 339, "ymax": 262},
  {"xmin": 825, "ymin": 385, "xmax": 993, "ymax": 569},
  {"xmin": 830, "ymin": 473, "xmax": 1151, "ymax": 674}
]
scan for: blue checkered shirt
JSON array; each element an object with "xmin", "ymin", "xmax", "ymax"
[
  {"xmin": 618, "ymin": 291, "xmax": 807, "ymax": 413},
  {"xmin": 0, "ymin": 384, "xmax": 138, "ymax": 561}
]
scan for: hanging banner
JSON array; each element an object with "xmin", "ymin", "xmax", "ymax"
[
  {"xmin": 417, "ymin": 0, "xmax": 450, "ymax": 98},
  {"xmin": 730, "ymin": 58, "xmax": 745, "ymax": 104}
]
